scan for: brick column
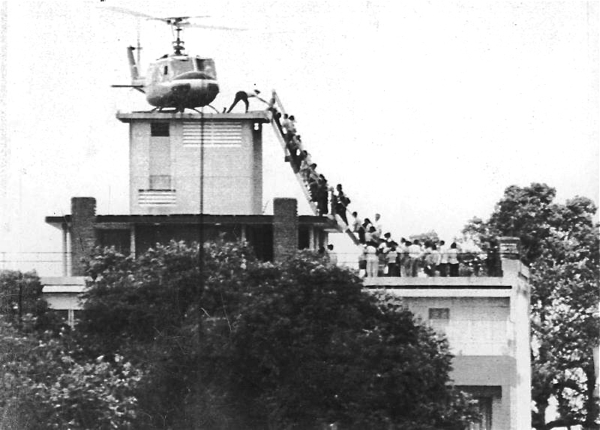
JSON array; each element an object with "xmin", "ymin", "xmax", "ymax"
[
  {"xmin": 273, "ymin": 198, "xmax": 297, "ymax": 262},
  {"xmin": 70, "ymin": 197, "xmax": 96, "ymax": 276}
]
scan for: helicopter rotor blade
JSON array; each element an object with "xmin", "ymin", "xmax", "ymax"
[
  {"xmin": 100, "ymin": 7, "xmax": 210, "ymax": 26},
  {"xmin": 100, "ymin": 6, "xmax": 160, "ymax": 21},
  {"xmin": 184, "ymin": 23, "xmax": 246, "ymax": 31}
]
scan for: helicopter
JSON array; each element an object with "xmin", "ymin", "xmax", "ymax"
[{"xmin": 108, "ymin": 8, "xmax": 238, "ymax": 112}]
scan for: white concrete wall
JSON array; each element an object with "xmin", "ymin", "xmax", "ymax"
[
  {"xmin": 129, "ymin": 116, "xmax": 263, "ymax": 215},
  {"xmin": 44, "ymin": 294, "xmax": 82, "ymax": 311},
  {"xmin": 402, "ymin": 296, "xmax": 511, "ymax": 356}
]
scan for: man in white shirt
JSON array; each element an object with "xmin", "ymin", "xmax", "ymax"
[
  {"xmin": 398, "ymin": 238, "xmax": 409, "ymax": 277},
  {"xmin": 227, "ymin": 88, "xmax": 268, "ymax": 113},
  {"xmin": 438, "ymin": 240, "xmax": 449, "ymax": 277},
  {"xmin": 407, "ymin": 239, "xmax": 423, "ymax": 277}
]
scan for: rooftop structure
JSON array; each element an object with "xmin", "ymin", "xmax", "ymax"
[
  {"xmin": 364, "ymin": 238, "xmax": 531, "ymax": 430},
  {"xmin": 117, "ymin": 111, "xmax": 270, "ymax": 216},
  {"xmin": 42, "ymin": 98, "xmax": 531, "ymax": 430}
]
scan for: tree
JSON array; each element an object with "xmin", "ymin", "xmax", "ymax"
[
  {"xmin": 0, "ymin": 269, "xmax": 144, "ymax": 429},
  {"xmin": 0, "ymin": 270, "xmax": 53, "ymax": 328},
  {"xmin": 78, "ymin": 241, "xmax": 478, "ymax": 429},
  {"xmin": 463, "ymin": 183, "xmax": 600, "ymax": 429},
  {"xmin": 0, "ymin": 316, "xmax": 143, "ymax": 430}
]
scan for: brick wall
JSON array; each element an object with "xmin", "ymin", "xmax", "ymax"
[
  {"xmin": 273, "ymin": 198, "xmax": 297, "ymax": 262},
  {"xmin": 70, "ymin": 197, "xmax": 96, "ymax": 276}
]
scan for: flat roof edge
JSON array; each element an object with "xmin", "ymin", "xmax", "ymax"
[
  {"xmin": 365, "ymin": 287, "xmax": 512, "ymax": 298},
  {"xmin": 116, "ymin": 110, "xmax": 271, "ymax": 123},
  {"xmin": 46, "ymin": 213, "xmax": 334, "ymax": 227},
  {"xmin": 363, "ymin": 277, "xmax": 512, "ymax": 288}
]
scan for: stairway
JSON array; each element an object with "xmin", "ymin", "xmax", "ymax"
[{"xmin": 268, "ymin": 91, "xmax": 361, "ymax": 246}]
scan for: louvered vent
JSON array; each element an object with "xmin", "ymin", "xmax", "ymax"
[
  {"xmin": 183, "ymin": 122, "xmax": 242, "ymax": 147},
  {"xmin": 138, "ymin": 190, "xmax": 176, "ymax": 206}
]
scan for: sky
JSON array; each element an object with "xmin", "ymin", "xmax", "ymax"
[{"xmin": 0, "ymin": 0, "xmax": 598, "ymax": 273}]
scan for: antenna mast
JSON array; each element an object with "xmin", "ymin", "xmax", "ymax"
[{"xmin": 172, "ymin": 24, "xmax": 185, "ymax": 55}]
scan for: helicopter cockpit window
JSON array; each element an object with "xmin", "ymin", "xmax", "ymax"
[
  {"xmin": 195, "ymin": 59, "xmax": 217, "ymax": 80},
  {"xmin": 171, "ymin": 59, "xmax": 194, "ymax": 77}
]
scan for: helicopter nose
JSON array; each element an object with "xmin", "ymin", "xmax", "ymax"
[{"xmin": 207, "ymin": 83, "xmax": 219, "ymax": 96}]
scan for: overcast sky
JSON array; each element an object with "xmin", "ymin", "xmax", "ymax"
[{"xmin": 1, "ymin": 0, "xmax": 598, "ymax": 272}]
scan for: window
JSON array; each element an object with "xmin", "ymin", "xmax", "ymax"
[
  {"xmin": 149, "ymin": 124, "xmax": 171, "ymax": 191},
  {"xmin": 149, "ymin": 175, "xmax": 172, "ymax": 190},
  {"xmin": 429, "ymin": 308, "xmax": 450, "ymax": 333},
  {"xmin": 151, "ymin": 123, "xmax": 170, "ymax": 137},
  {"xmin": 429, "ymin": 308, "xmax": 450, "ymax": 320},
  {"xmin": 195, "ymin": 58, "xmax": 216, "ymax": 79},
  {"xmin": 97, "ymin": 229, "xmax": 131, "ymax": 255},
  {"xmin": 171, "ymin": 58, "xmax": 194, "ymax": 76},
  {"xmin": 469, "ymin": 397, "xmax": 492, "ymax": 430}
]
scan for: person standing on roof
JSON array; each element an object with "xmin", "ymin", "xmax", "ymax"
[
  {"xmin": 447, "ymin": 242, "xmax": 460, "ymax": 277},
  {"xmin": 227, "ymin": 88, "xmax": 267, "ymax": 113},
  {"xmin": 438, "ymin": 240, "xmax": 449, "ymax": 277},
  {"xmin": 387, "ymin": 246, "xmax": 399, "ymax": 277},
  {"xmin": 407, "ymin": 239, "xmax": 423, "ymax": 277},
  {"xmin": 398, "ymin": 238, "xmax": 408, "ymax": 277},
  {"xmin": 365, "ymin": 241, "xmax": 379, "ymax": 278}
]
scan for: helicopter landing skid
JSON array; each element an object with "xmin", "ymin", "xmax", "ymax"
[{"xmin": 146, "ymin": 106, "xmax": 219, "ymax": 114}]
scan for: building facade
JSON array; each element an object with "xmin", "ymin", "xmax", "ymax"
[
  {"xmin": 42, "ymin": 109, "xmax": 531, "ymax": 430},
  {"xmin": 42, "ymin": 111, "xmax": 339, "ymax": 325},
  {"xmin": 118, "ymin": 111, "xmax": 268, "ymax": 216},
  {"xmin": 364, "ymin": 239, "xmax": 531, "ymax": 430}
]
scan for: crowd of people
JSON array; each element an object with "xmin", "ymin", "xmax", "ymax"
[
  {"xmin": 353, "ymin": 219, "xmax": 462, "ymax": 278},
  {"xmin": 265, "ymin": 92, "xmax": 487, "ymax": 279}
]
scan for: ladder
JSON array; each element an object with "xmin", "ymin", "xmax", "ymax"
[{"xmin": 268, "ymin": 91, "xmax": 361, "ymax": 246}]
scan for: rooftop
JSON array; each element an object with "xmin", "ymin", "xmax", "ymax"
[{"xmin": 116, "ymin": 110, "xmax": 272, "ymax": 123}]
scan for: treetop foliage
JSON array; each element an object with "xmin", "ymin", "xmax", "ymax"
[
  {"xmin": 76, "ymin": 241, "xmax": 477, "ymax": 430},
  {"xmin": 463, "ymin": 182, "xmax": 599, "ymax": 430}
]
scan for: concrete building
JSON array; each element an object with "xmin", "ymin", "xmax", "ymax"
[
  {"xmin": 364, "ymin": 238, "xmax": 531, "ymax": 430},
  {"xmin": 42, "ymin": 110, "xmax": 339, "ymax": 321},
  {"xmin": 42, "ymin": 108, "xmax": 531, "ymax": 430},
  {"xmin": 118, "ymin": 111, "xmax": 268, "ymax": 216}
]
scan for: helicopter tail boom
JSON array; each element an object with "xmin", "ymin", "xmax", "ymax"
[{"xmin": 127, "ymin": 46, "xmax": 144, "ymax": 84}]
